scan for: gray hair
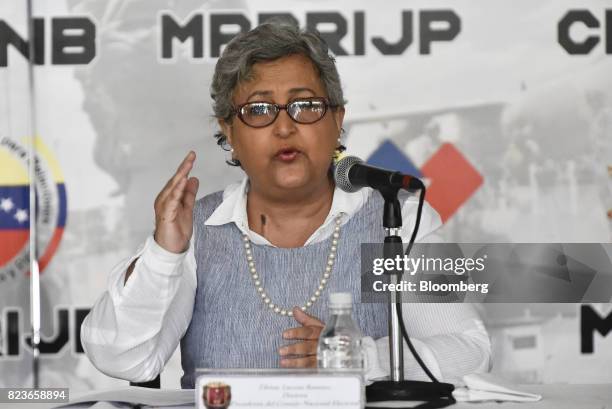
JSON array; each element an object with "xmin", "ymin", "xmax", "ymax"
[{"xmin": 210, "ymin": 20, "xmax": 346, "ymax": 165}]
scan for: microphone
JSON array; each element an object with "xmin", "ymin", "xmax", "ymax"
[{"xmin": 333, "ymin": 155, "xmax": 424, "ymax": 193}]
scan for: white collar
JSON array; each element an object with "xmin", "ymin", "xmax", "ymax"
[{"xmin": 204, "ymin": 177, "xmax": 371, "ymax": 246}]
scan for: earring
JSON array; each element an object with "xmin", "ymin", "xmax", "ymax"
[{"xmin": 333, "ymin": 136, "xmax": 345, "ymax": 163}]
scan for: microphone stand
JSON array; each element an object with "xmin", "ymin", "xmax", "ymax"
[
  {"xmin": 365, "ymin": 185, "xmax": 455, "ymax": 407},
  {"xmin": 380, "ymin": 186, "xmax": 404, "ymax": 382}
]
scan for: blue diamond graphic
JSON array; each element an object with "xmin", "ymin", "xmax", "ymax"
[{"xmin": 366, "ymin": 140, "xmax": 422, "ymax": 177}]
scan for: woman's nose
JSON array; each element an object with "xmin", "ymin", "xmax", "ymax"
[{"xmin": 272, "ymin": 109, "xmax": 297, "ymax": 138}]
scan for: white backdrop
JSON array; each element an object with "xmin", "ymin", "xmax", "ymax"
[{"xmin": 1, "ymin": 0, "xmax": 611, "ymax": 390}]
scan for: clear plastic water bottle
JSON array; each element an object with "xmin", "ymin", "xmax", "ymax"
[{"xmin": 317, "ymin": 292, "xmax": 364, "ymax": 370}]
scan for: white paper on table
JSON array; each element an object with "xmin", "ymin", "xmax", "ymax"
[
  {"xmin": 53, "ymin": 387, "xmax": 195, "ymax": 408},
  {"xmin": 452, "ymin": 373, "xmax": 542, "ymax": 402}
]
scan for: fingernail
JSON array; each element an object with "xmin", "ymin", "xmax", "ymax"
[
  {"xmin": 280, "ymin": 359, "xmax": 288, "ymax": 367},
  {"xmin": 282, "ymin": 331, "xmax": 290, "ymax": 339},
  {"xmin": 279, "ymin": 347, "xmax": 288, "ymax": 355}
]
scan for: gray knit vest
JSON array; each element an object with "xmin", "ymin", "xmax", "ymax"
[{"xmin": 180, "ymin": 190, "xmax": 391, "ymax": 388}]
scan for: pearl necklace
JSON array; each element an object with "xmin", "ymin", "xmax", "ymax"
[{"xmin": 242, "ymin": 215, "xmax": 342, "ymax": 317}]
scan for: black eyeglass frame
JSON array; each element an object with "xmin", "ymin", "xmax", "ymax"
[{"xmin": 231, "ymin": 97, "xmax": 339, "ymax": 128}]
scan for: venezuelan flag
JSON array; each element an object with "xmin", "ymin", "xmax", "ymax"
[{"xmin": 0, "ymin": 140, "xmax": 67, "ymax": 272}]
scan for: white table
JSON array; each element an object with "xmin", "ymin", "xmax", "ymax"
[{"xmin": 4, "ymin": 384, "xmax": 611, "ymax": 409}]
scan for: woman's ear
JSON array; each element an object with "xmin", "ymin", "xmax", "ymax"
[
  {"xmin": 218, "ymin": 119, "xmax": 233, "ymax": 146},
  {"xmin": 333, "ymin": 107, "xmax": 345, "ymax": 134}
]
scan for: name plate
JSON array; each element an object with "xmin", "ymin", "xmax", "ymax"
[{"xmin": 195, "ymin": 369, "xmax": 363, "ymax": 409}]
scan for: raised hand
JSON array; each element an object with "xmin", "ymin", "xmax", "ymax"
[
  {"xmin": 153, "ymin": 151, "xmax": 199, "ymax": 253},
  {"xmin": 279, "ymin": 307, "xmax": 325, "ymax": 368}
]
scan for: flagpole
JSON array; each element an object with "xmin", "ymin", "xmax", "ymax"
[{"xmin": 25, "ymin": 0, "xmax": 41, "ymax": 389}]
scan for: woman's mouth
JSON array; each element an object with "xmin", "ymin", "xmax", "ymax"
[{"xmin": 275, "ymin": 148, "xmax": 301, "ymax": 162}]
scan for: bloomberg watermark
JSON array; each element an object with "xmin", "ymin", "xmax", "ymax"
[{"xmin": 361, "ymin": 243, "xmax": 612, "ymax": 303}]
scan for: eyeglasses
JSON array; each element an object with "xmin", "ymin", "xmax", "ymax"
[{"xmin": 232, "ymin": 97, "xmax": 338, "ymax": 128}]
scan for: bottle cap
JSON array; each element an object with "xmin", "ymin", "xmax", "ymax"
[{"xmin": 329, "ymin": 292, "xmax": 352, "ymax": 308}]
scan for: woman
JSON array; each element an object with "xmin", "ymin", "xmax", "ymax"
[{"xmin": 81, "ymin": 21, "xmax": 490, "ymax": 389}]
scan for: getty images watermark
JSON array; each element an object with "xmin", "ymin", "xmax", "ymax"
[
  {"xmin": 360, "ymin": 243, "xmax": 612, "ymax": 303},
  {"xmin": 371, "ymin": 253, "xmax": 489, "ymax": 295}
]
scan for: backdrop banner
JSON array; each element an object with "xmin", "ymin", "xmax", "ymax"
[{"xmin": 1, "ymin": 0, "xmax": 611, "ymax": 389}]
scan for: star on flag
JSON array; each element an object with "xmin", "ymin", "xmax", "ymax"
[
  {"xmin": 0, "ymin": 197, "xmax": 14, "ymax": 213},
  {"xmin": 13, "ymin": 209, "xmax": 28, "ymax": 224},
  {"xmin": 1, "ymin": 197, "xmax": 28, "ymax": 223}
]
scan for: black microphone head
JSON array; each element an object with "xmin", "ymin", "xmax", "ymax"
[{"xmin": 333, "ymin": 155, "xmax": 363, "ymax": 193}]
